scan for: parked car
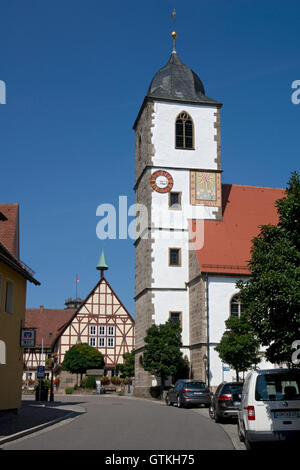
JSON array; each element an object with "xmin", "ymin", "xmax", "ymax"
[
  {"xmin": 209, "ymin": 381, "xmax": 243, "ymax": 423},
  {"xmin": 165, "ymin": 379, "xmax": 211, "ymax": 408},
  {"xmin": 237, "ymin": 368, "xmax": 300, "ymax": 450}
]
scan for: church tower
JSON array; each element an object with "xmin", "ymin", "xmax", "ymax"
[{"xmin": 133, "ymin": 31, "xmax": 222, "ymax": 397}]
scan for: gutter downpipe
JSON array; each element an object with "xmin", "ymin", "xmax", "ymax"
[{"xmin": 206, "ymin": 274, "xmax": 210, "ymax": 389}]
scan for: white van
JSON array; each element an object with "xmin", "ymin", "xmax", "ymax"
[{"xmin": 238, "ymin": 368, "xmax": 300, "ymax": 450}]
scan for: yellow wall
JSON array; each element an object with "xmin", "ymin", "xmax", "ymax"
[{"xmin": 0, "ymin": 262, "xmax": 27, "ymax": 411}]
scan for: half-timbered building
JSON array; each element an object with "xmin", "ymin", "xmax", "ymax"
[{"xmin": 24, "ymin": 252, "xmax": 134, "ymax": 389}]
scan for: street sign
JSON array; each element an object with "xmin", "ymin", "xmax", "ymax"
[
  {"xmin": 21, "ymin": 329, "xmax": 36, "ymax": 347},
  {"xmin": 223, "ymin": 365, "xmax": 230, "ymax": 372},
  {"xmin": 37, "ymin": 365, "xmax": 45, "ymax": 378}
]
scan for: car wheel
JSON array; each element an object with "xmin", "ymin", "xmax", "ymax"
[
  {"xmin": 209, "ymin": 404, "xmax": 215, "ymax": 420},
  {"xmin": 165, "ymin": 395, "xmax": 171, "ymax": 406},
  {"xmin": 237, "ymin": 421, "xmax": 245, "ymax": 442},
  {"xmin": 245, "ymin": 435, "xmax": 257, "ymax": 451},
  {"xmin": 215, "ymin": 412, "xmax": 223, "ymax": 423},
  {"xmin": 177, "ymin": 396, "xmax": 182, "ymax": 408}
]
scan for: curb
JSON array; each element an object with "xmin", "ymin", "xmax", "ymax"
[{"xmin": 0, "ymin": 408, "xmax": 85, "ymax": 446}]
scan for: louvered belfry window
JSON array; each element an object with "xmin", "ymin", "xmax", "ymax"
[{"xmin": 175, "ymin": 112, "xmax": 194, "ymax": 149}]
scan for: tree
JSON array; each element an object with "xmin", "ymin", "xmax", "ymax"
[
  {"xmin": 142, "ymin": 320, "xmax": 183, "ymax": 398},
  {"xmin": 237, "ymin": 171, "xmax": 300, "ymax": 366},
  {"xmin": 215, "ymin": 314, "xmax": 261, "ymax": 381},
  {"xmin": 116, "ymin": 350, "xmax": 135, "ymax": 378},
  {"xmin": 61, "ymin": 343, "xmax": 105, "ymax": 384}
]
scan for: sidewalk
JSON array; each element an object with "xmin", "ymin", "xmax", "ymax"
[{"xmin": 0, "ymin": 398, "xmax": 85, "ymax": 446}]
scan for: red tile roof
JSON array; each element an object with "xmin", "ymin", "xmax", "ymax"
[
  {"xmin": 25, "ymin": 307, "xmax": 76, "ymax": 348},
  {"xmin": 191, "ymin": 184, "xmax": 285, "ymax": 275},
  {"xmin": 0, "ymin": 204, "xmax": 19, "ymax": 258}
]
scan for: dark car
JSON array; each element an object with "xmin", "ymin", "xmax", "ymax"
[
  {"xmin": 209, "ymin": 381, "xmax": 243, "ymax": 423},
  {"xmin": 166, "ymin": 380, "xmax": 211, "ymax": 408}
]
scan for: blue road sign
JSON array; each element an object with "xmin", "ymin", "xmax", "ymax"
[{"xmin": 37, "ymin": 365, "xmax": 45, "ymax": 378}]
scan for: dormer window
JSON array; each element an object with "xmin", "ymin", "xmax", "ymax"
[{"xmin": 175, "ymin": 112, "xmax": 194, "ymax": 149}]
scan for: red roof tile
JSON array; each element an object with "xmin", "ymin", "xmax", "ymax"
[
  {"xmin": 0, "ymin": 204, "xmax": 19, "ymax": 258},
  {"xmin": 191, "ymin": 184, "xmax": 285, "ymax": 275},
  {"xmin": 25, "ymin": 307, "xmax": 76, "ymax": 348}
]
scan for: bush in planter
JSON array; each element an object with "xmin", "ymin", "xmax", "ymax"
[
  {"xmin": 65, "ymin": 387, "xmax": 73, "ymax": 394},
  {"xmin": 85, "ymin": 376, "xmax": 96, "ymax": 389},
  {"xmin": 111, "ymin": 377, "xmax": 121, "ymax": 386},
  {"xmin": 101, "ymin": 376, "xmax": 110, "ymax": 385}
]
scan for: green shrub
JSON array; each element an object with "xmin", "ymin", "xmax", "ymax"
[
  {"xmin": 85, "ymin": 376, "xmax": 96, "ymax": 389},
  {"xmin": 65, "ymin": 387, "xmax": 73, "ymax": 394}
]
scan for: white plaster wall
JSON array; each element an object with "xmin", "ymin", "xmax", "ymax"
[
  {"xmin": 208, "ymin": 276, "xmax": 243, "ymax": 344},
  {"xmin": 151, "ymin": 101, "xmax": 218, "ymax": 170},
  {"xmin": 151, "ymin": 229, "xmax": 189, "ymax": 289},
  {"xmin": 152, "ymin": 289, "xmax": 189, "ymax": 353},
  {"xmin": 151, "ymin": 168, "xmax": 219, "ymax": 230},
  {"xmin": 207, "ymin": 276, "xmax": 279, "ymax": 387}
]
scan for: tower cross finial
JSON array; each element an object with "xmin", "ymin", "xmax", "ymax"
[
  {"xmin": 172, "ymin": 8, "xmax": 176, "ymax": 24},
  {"xmin": 171, "ymin": 8, "xmax": 178, "ymax": 53}
]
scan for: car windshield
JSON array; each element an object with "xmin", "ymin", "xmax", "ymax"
[
  {"xmin": 255, "ymin": 372, "xmax": 300, "ymax": 401},
  {"xmin": 184, "ymin": 382, "xmax": 207, "ymax": 390},
  {"xmin": 222, "ymin": 384, "xmax": 243, "ymax": 395}
]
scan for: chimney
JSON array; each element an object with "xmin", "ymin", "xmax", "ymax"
[{"xmin": 40, "ymin": 305, "xmax": 44, "ymax": 313}]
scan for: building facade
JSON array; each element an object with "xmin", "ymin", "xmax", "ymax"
[
  {"xmin": 0, "ymin": 204, "xmax": 39, "ymax": 411},
  {"xmin": 133, "ymin": 39, "xmax": 285, "ymax": 396},
  {"xmin": 24, "ymin": 255, "xmax": 135, "ymax": 390}
]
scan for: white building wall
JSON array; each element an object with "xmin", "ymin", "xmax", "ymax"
[
  {"xmin": 151, "ymin": 101, "xmax": 218, "ymax": 170},
  {"xmin": 149, "ymin": 100, "xmax": 220, "ymax": 365},
  {"xmin": 208, "ymin": 276, "xmax": 277, "ymax": 387}
]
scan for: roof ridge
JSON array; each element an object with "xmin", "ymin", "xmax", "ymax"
[{"xmin": 223, "ymin": 183, "xmax": 285, "ymax": 191}]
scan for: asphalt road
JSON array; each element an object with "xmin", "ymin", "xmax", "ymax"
[{"xmin": 1, "ymin": 395, "xmax": 235, "ymax": 450}]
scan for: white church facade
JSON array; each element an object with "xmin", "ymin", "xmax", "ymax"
[{"xmin": 133, "ymin": 35, "xmax": 284, "ymax": 396}]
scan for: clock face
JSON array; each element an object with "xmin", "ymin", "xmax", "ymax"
[{"xmin": 150, "ymin": 170, "xmax": 174, "ymax": 193}]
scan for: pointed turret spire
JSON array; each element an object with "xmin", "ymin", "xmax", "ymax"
[{"xmin": 96, "ymin": 249, "xmax": 108, "ymax": 279}]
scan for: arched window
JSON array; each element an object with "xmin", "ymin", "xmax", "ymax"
[
  {"xmin": 230, "ymin": 294, "xmax": 243, "ymax": 318},
  {"xmin": 175, "ymin": 112, "xmax": 194, "ymax": 149}
]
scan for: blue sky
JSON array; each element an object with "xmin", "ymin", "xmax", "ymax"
[{"xmin": 0, "ymin": 0, "xmax": 299, "ymax": 315}]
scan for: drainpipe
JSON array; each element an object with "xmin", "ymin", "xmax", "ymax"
[{"xmin": 206, "ymin": 275, "xmax": 210, "ymax": 389}]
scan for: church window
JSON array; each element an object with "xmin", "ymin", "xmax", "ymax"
[
  {"xmin": 230, "ymin": 294, "xmax": 243, "ymax": 318},
  {"xmin": 138, "ymin": 134, "xmax": 142, "ymax": 160},
  {"xmin": 170, "ymin": 311, "xmax": 182, "ymax": 326},
  {"xmin": 169, "ymin": 248, "xmax": 181, "ymax": 266},
  {"xmin": 169, "ymin": 192, "xmax": 182, "ymax": 209},
  {"xmin": 175, "ymin": 112, "xmax": 194, "ymax": 149}
]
